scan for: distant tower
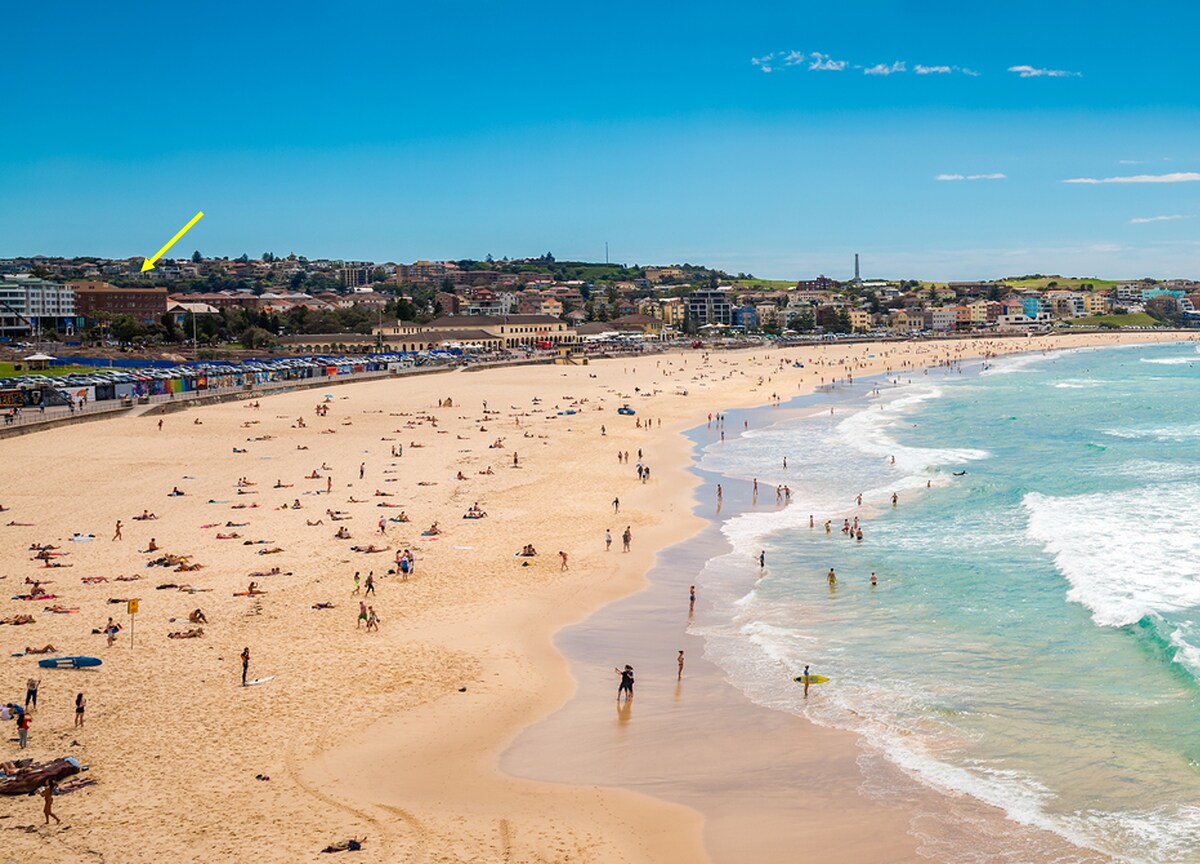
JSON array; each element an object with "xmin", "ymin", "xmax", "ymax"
[{"xmin": 854, "ymin": 253, "xmax": 861, "ymax": 283}]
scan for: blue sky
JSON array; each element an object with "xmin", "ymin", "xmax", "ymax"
[{"xmin": 4, "ymin": 1, "xmax": 1199, "ymax": 280}]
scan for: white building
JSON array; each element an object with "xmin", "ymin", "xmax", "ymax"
[{"xmin": 0, "ymin": 275, "xmax": 76, "ymax": 337}]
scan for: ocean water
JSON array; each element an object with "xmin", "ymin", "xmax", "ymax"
[{"xmin": 692, "ymin": 341, "xmax": 1200, "ymax": 862}]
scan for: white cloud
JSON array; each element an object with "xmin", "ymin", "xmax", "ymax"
[
  {"xmin": 751, "ymin": 51, "xmax": 975, "ymax": 77},
  {"xmin": 1008, "ymin": 64, "xmax": 1081, "ymax": 78},
  {"xmin": 1130, "ymin": 215, "xmax": 1191, "ymax": 224},
  {"xmin": 937, "ymin": 173, "xmax": 1007, "ymax": 181},
  {"xmin": 751, "ymin": 53, "xmax": 776, "ymax": 73},
  {"xmin": 1119, "ymin": 160, "xmax": 1146, "ymax": 165},
  {"xmin": 1063, "ymin": 172, "xmax": 1200, "ymax": 184},
  {"xmin": 808, "ymin": 52, "xmax": 847, "ymax": 71}
]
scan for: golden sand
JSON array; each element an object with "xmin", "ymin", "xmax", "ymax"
[{"xmin": 0, "ymin": 332, "xmax": 1184, "ymax": 863}]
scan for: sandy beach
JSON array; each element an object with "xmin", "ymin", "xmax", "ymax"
[{"xmin": 0, "ymin": 331, "xmax": 1186, "ymax": 864}]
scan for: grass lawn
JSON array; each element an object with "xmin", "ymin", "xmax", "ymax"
[
  {"xmin": 1005, "ymin": 277, "xmax": 1125, "ymax": 291},
  {"xmin": 1065, "ymin": 313, "xmax": 1160, "ymax": 328},
  {"xmin": 0, "ymin": 363, "xmax": 98, "ymax": 377},
  {"xmin": 728, "ymin": 279, "xmax": 796, "ymax": 290}
]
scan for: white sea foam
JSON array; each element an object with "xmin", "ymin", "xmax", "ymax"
[
  {"xmin": 1024, "ymin": 485, "xmax": 1200, "ymax": 629},
  {"xmin": 1102, "ymin": 422, "xmax": 1200, "ymax": 442},
  {"xmin": 1140, "ymin": 357, "xmax": 1196, "ymax": 365}
]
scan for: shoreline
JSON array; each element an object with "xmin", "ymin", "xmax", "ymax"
[
  {"xmin": 502, "ymin": 337, "xmax": 1193, "ymax": 863},
  {"xmin": 0, "ymin": 332, "xmax": 1187, "ymax": 863}
]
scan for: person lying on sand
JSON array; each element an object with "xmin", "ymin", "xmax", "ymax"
[
  {"xmin": 168, "ymin": 487, "xmax": 185, "ymax": 496},
  {"xmin": 423, "ymin": 522, "xmax": 441, "ymax": 536},
  {"xmin": 306, "ymin": 519, "xmax": 325, "ymax": 526},
  {"xmin": 216, "ymin": 533, "xmax": 242, "ymax": 540},
  {"xmin": 311, "ymin": 602, "xmax": 335, "ymax": 610},
  {"xmin": 175, "ymin": 562, "xmax": 203, "ymax": 572},
  {"xmin": 256, "ymin": 547, "xmax": 284, "ymax": 555},
  {"xmin": 0, "ymin": 616, "xmax": 35, "ymax": 626},
  {"xmin": 114, "ymin": 575, "xmax": 142, "ymax": 582},
  {"xmin": 248, "ymin": 567, "xmax": 289, "ymax": 577},
  {"xmin": 23, "ymin": 644, "xmax": 55, "ymax": 653},
  {"xmin": 168, "ymin": 628, "xmax": 204, "ymax": 639},
  {"xmin": 81, "ymin": 576, "xmax": 108, "ymax": 584},
  {"xmin": 134, "ymin": 511, "xmax": 158, "ymax": 520},
  {"xmin": 320, "ymin": 837, "xmax": 365, "ymax": 853},
  {"xmin": 373, "ymin": 490, "xmax": 393, "ymax": 497},
  {"xmin": 350, "ymin": 545, "xmax": 389, "ymax": 554},
  {"xmin": 226, "ymin": 521, "xmax": 248, "ymax": 527},
  {"xmin": 376, "ymin": 502, "xmax": 403, "ymax": 508},
  {"xmin": 274, "ymin": 481, "xmax": 293, "ymax": 488},
  {"xmin": 43, "ymin": 606, "xmax": 78, "ymax": 614}
]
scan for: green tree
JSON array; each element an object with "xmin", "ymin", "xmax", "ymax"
[
  {"xmin": 110, "ymin": 314, "xmax": 143, "ymax": 345},
  {"xmin": 240, "ymin": 326, "xmax": 276, "ymax": 350},
  {"xmin": 192, "ymin": 250, "xmax": 202, "ymax": 263}
]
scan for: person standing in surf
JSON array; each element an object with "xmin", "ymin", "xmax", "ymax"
[{"xmin": 615, "ymin": 665, "xmax": 635, "ymax": 704}]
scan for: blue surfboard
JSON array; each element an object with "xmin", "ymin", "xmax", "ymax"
[{"xmin": 37, "ymin": 656, "xmax": 102, "ymax": 669}]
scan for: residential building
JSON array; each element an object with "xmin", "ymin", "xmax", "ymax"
[
  {"xmin": 644, "ymin": 267, "xmax": 685, "ymax": 284},
  {"xmin": 338, "ymin": 266, "xmax": 372, "ymax": 289},
  {"xmin": 0, "ymin": 275, "xmax": 76, "ymax": 337},
  {"xmin": 69, "ymin": 280, "xmax": 168, "ymax": 324},
  {"xmin": 923, "ymin": 307, "xmax": 957, "ymax": 331},
  {"xmin": 166, "ymin": 301, "xmax": 220, "ymax": 326},
  {"xmin": 733, "ymin": 305, "xmax": 758, "ymax": 328},
  {"xmin": 660, "ymin": 298, "xmax": 686, "ymax": 327},
  {"xmin": 848, "ymin": 308, "xmax": 871, "ymax": 332},
  {"xmin": 686, "ymin": 288, "xmax": 735, "ymax": 327},
  {"xmin": 396, "ymin": 260, "xmax": 455, "ymax": 285},
  {"xmin": 375, "ymin": 314, "xmax": 574, "ymax": 349}
]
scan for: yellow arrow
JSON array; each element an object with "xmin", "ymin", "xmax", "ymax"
[{"xmin": 141, "ymin": 211, "xmax": 204, "ymax": 272}]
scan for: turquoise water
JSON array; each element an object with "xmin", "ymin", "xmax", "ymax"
[{"xmin": 694, "ymin": 341, "xmax": 1200, "ymax": 862}]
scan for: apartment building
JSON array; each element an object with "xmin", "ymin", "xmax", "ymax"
[
  {"xmin": 70, "ymin": 281, "xmax": 168, "ymax": 324},
  {"xmin": 0, "ymin": 275, "xmax": 76, "ymax": 336}
]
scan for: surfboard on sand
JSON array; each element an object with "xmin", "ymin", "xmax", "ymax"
[
  {"xmin": 38, "ymin": 656, "xmax": 102, "ymax": 669},
  {"xmin": 243, "ymin": 676, "xmax": 274, "ymax": 687},
  {"xmin": 793, "ymin": 674, "xmax": 829, "ymax": 684}
]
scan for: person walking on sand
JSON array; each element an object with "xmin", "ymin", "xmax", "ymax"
[
  {"xmin": 41, "ymin": 779, "xmax": 61, "ymax": 825},
  {"xmin": 615, "ymin": 665, "xmax": 635, "ymax": 704},
  {"xmin": 357, "ymin": 601, "xmax": 368, "ymax": 629},
  {"xmin": 112, "ymin": 520, "xmax": 122, "ymax": 541},
  {"xmin": 622, "ymin": 526, "xmax": 632, "ymax": 552},
  {"xmin": 365, "ymin": 572, "xmax": 375, "ymax": 596},
  {"xmin": 677, "ymin": 650, "xmax": 685, "ymax": 680},
  {"xmin": 612, "ymin": 497, "xmax": 620, "ymax": 513},
  {"xmin": 605, "ymin": 529, "xmax": 612, "ymax": 551},
  {"xmin": 240, "ymin": 648, "xmax": 250, "ymax": 686},
  {"xmin": 352, "ymin": 572, "xmax": 361, "ymax": 595},
  {"xmin": 559, "ymin": 551, "xmax": 569, "ymax": 571},
  {"xmin": 366, "ymin": 606, "xmax": 379, "ymax": 632},
  {"xmin": 17, "ymin": 709, "xmax": 29, "ymax": 748},
  {"xmin": 359, "ymin": 462, "xmax": 365, "ymax": 480},
  {"xmin": 25, "ymin": 677, "xmax": 39, "ymax": 710},
  {"xmin": 104, "ymin": 617, "xmax": 119, "ymax": 648},
  {"xmin": 378, "ymin": 517, "xmax": 386, "ymax": 535},
  {"xmin": 689, "ymin": 585, "xmax": 695, "ymax": 613},
  {"xmin": 74, "ymin": 692, "xmax": 85, "ymax": 727}
]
